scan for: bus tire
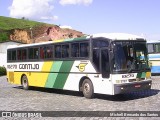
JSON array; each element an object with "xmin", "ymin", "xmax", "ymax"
[
  {"xmin": 22, "ymin": 75, "xmax": 29, "ymax": 90},
  {"xmin": 82, "ymin": 79, "xmax": 94, "ymax": 99}
]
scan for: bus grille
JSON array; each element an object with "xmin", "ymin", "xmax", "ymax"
[{"xmin": 129, "ymin": 78, "xmax": 145, "ymax": 82}]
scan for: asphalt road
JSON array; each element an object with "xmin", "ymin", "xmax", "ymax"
[{"xmin": 0, "ymin": 75, "xmax": 160, "ymax": 120}]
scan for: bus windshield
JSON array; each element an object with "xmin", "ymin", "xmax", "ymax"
[{"xmin": 113, "ymin": 41, "xmax": 150, "ymax": 73}]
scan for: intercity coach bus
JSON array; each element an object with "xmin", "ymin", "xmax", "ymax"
[
  {"xmin": 147, "ymin": 40, "xmax": 160, "ymax": 74},
  {"xmin": 7, "ymin": 33, "xmax": 152, "ymax": 98}
]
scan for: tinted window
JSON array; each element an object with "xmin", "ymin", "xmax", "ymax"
[
  {"xmin": 62, "ymin": 45, "xmax": 69, "ymax": 58},
  {"xmin": 101, "ymin": 49, "xmax": 110, "ymax": 78},
  {"xmin": 55, "ymin": 45, "xmax": 61, "ymax": 58},
  {"xmin": 17, "ymin": 49, "xmax": 27, "ymax": 60},
  {"xmin": 93, "ymin": 39, "xmax": 109, "ymax": 48},
  {"xmin": 71, "ymin": 43, "xmax": 79, "ymax": 57},
  {"xmin": 22, "ymin": 49, "xmax": 27, "ymax": 60},
  {"xmin": 40, "ymin": 46, "xmax": 53, "ymax": 59},
  {"xmin": 80, "ymin": 43, "xmax": 89, "ymax": 57},
  {"xmin": 17, "ymin": 50, "xmax": 22, "ymax": 60},
  {"xmin": 7, "ymin": 51, "xmax": 12, "ymax": 61},
  {"xmin": 155, "ymin": 44, "xmax": 160, "ymax": 53},
  {"xmin": 93, "ymin": 49, "xmax": 100, "ymax": 72},
  {"xmin": 7, "ymin": 50, "xmax": 17, "ymax": 61},
  {"xmin": 147, "ymin": 44, "xmax": 154, "ymax": 53},
  {"xmin": 28, "ymin": 47, "xmax": 39, "ymax": 59},
  {"xmin": 12, "ymin": 50, "xmax": 16, "ymax": 60}
]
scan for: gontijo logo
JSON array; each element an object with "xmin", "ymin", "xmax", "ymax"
[{"xmin": 76, "ymin": 63, "xmax": 88, "ymax": 72}]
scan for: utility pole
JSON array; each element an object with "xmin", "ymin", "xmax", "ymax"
[{"xmin": 30, "ymin": 27, "xmax": 34, "ymax": 43}]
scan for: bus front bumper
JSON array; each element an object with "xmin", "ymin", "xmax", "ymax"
[{"xmin": 113, "ymin": 80, "xmax": 152, "ymax": 95}]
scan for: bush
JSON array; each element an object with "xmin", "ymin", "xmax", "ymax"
[
  {"xmin": 0, "ymin": 66, "xmax": 6, "ymax": 76},
  {"xmin": 0, "ymin": 32, "xmax": 9, "ymax": 42}
]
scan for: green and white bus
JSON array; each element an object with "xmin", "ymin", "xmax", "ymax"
[{"xmin": 7, "ymin": 33, "xmax": 152, "ymax": 98}]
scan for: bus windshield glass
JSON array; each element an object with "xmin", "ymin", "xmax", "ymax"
[{"xmin": 113, "ymin": 41, "xmax": 150, "ymax": 73}]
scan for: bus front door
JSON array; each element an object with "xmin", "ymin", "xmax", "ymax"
[{"xmin": 101, "ymin": 49, "xmax": 110, "ymax": 78}]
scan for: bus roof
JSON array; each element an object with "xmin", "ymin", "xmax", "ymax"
[
  {"xmin": 89, "ymin": 33, "xmax": 145, "ymax": 40},
  {"xmin": 147, "ymin": 40, "xmax": 160, "ymax": 44},
  {"xmin": 7, "ymin": 33, "xmax": 145, "ymax": 49}
]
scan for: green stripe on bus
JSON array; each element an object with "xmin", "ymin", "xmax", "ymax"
[
  {"xmin": 45, "ymin": 61, "xmax": 63, "ymax": 88},
  {"xmin": 137, "ymin": 72, "xmax": 146, "ymax": 78},
  {"xmin": 63, "ymin": 36, "xmax": 87, "ymax": 42},
  {"xmin": 53, "ymin": 61, "xmax": 74, "ymax": 89}
]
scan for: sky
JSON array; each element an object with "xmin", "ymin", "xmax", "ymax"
[{"xmin": 0, "ymin": 0, "xmax": 160, "ymax": 40}]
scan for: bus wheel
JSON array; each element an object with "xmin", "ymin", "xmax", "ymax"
[
  {"xmin": 22, "ymin": 75, "xmax": 29, "ymax": 90},
  {"xmin": 82, "ymin": 79, "xmax": 94, "ymax": 99}
]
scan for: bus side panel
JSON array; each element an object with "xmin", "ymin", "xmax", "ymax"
[
  {"xmin": 7, "ymin": 71, "xmax": 22, "ymax": 85},
  {"xmin": 45, "ymin": 61, "xmax": 74, "ymax": 89},
  {"xmin": 63, "ymin": 61, "xmax": 113, "ymax": 95},
  {"xmin": 27, "ymin": 61, "xmax": 53, "ymax": 87},
  {"xmin": 150, "ymin": 60, "xmax": 160, "ymax": 73},
  {"xmin": 7, "ymin": 71, "xmax": 15, "ymax": 84},
  {"xmin": 63, "ymin": 61, "xmax": 96, "ymax": 91},
  {"xmin": 90, "ymin": 75, "xmax": 113, "ymax": 95},
  {"xmin": 149, "ymin": 54, "xmax": 160, "ymax": 74}
]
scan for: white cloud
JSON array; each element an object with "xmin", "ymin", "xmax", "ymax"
[
  {"xmin": 8, "ymin": 0, "xmax": 58, "ymax": 21},
  {"xmin": 59, "ymin": 0, "xmax": 93, "ymax": 6},
  {"xmin": 60, "ymin": 25, "xmax": 72, "ymax": 29}
]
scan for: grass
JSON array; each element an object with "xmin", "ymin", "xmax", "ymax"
[
  {"xmin": 0, "ymin": 16, "xmax": 54, "ymax": 42},
  {"xmin": 0, "ymin": 16, "xmax": 48, "ymax": 30}
]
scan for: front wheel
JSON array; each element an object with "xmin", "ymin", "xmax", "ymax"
[
  {"xmin": 82, "ymin": 79, "xmax": 94, "ymax": 99},
  {"xmin": 22, "ymin": 75, "xmax": 29, "ymax": 90}
]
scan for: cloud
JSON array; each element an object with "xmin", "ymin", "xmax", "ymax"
[
  {"xmin": 60, "ymin": 25, "xmax": 72, "ymax": 29},
  {"xmin": 8, "ymin": 0, "xmax": 57, "ymax": 21},
  {"xmin": 59, "ymin": 0, "xmax": 93, "ymax": 6}
]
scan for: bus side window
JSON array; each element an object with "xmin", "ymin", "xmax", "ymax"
[
  {"xmin": 17, "ymin": 50, "xmax": 22, "ymax": 60},
  {"xmin": 22, "ymin": 49, "xmax": 27, "ymax": 60},
  {"xmin": 46, "ymin": 46, "xmax": 53, "ymax": 58},
  {"xmin": 147, "ymin": 44, "xmax": 154, "ymax": 53},
  {"xmin": 29, "ymin": 48, "xmax": 39, "ymax": 59},
  {"xmin": 34, "ymin": 48, "xmax": 39, "ymax": 59},
  {"xmin": 40, "ymin": 47, "xmax": 44, "ymax": 59},
  {"xmin": 155, "ymin": 44, "xmax": 160, "ymax": 53},
  {"xmin": 80, "ymin": 42, "xmax": 89, "ymax": 57},
  {"xmin": 62, "ymin": 45, "xmax": 69, "ymax": 58},
  {"xmin": 12, "ymin": 50, "xmax": 16, "ymax": 60},
  {"xmin": 55, "ymin": 45, "xmax": 61, "ymax": 58},
  {"xmin": 29, "ymin": 48, "xmax": 33, "ymax": 59},
  {"xmin": 71, "ymin": 43, "xmax": 79, "ymax": 57},
  {"xmin": 7, "ymin": 51, "xmax": 12, "ymax": 61}
]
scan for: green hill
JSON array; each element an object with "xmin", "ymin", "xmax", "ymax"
[
  {"xmin": 0, "ymin": 16, "xmax": 84, "ymax": 43},
  {"xmin": 0, "ymin": 16, "xmax": 49, "ymax": 30},
  {"xmin": 0, "ymin": 16, "xmax": 52, "ymax": 42}
]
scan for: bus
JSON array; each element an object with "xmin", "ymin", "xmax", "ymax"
[
  {"xmin": 147, "ymin": 40, "xmax": 160, "ymax": 74},
  {"xmin": 7, "ymin": 33, "xmax": 152, "ymax": 98}
]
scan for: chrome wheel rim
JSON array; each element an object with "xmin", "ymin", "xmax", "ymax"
[{"xmin": 84, "ymin": 83, "xmax": 90, "ymax": 94}]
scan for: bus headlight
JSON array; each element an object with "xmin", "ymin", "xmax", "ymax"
[
  {"xmin": 116, "ymin": 80, "xmax": 128, "ymax": 84},
  {"xmin": 146, "ymin": 72, "xmax": 151, "ymax": 79}
]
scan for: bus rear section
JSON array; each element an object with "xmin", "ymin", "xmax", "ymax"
[{"xmin": 147, "ymin": 41, "xmax": 160, "ymax": 74}]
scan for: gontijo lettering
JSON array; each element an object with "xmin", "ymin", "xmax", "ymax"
[{"xmin": 19, "ymin": 64, "xmax": 39, "ymax": 69}]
